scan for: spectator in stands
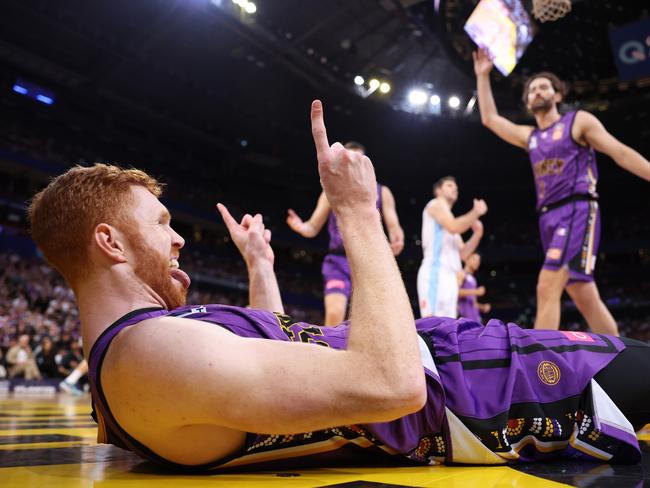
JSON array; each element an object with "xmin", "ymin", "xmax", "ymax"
[
  {"xmin": 34, "ymin": 336, "xmax": 61, "ymax": 378},
  {"xmin": 0, "ymin": 348, "xmax": 6, "ymax": 379},
  {"xmin": 6, "ymin": 334, "xmax": 41, "ymax": 380},
  {"xmin": 58, "ymin": 339, "xmax": 83, "ymax": 378}
]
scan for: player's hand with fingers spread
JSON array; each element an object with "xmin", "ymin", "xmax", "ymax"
[
  {"xmin": 217, "ymin": 203, "xmax": 274, "ymax": 268},
  {"xmin": 473, "ymin": 47, "xmax": 494, "ymax": 76},
  {"xmin": 310, "ymin": 100, "xmax": 377, "ymax": 216},
  {"xmin": 472, "ymin": 199, "xmax": 488, "ymax": 217}
]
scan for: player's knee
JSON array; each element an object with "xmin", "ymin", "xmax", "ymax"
[{"xmin": 536, "ymin": 277, "xmax": 562, "ymax": 300}]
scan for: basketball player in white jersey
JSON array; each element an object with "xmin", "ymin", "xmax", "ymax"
[{"xmin": 417, "ymin": 176, "xmax": 487, "ymax": 318}]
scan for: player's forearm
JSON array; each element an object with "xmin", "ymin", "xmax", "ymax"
[
  {"xmin": 476, "ymin": 73, "xmax": 499, "ymax": 126},
  {"xmin": 337, "ymin": 208, "xmax": 424, "ymax": 400},
  {"xmin": 452, "ymin": 210, "xmax": 480, "ymax": 234},
  {"xmin": 458, "ymin": 288, "xmax": 480, "ymax": 297},
  {"xmin": 615, "ymin": 147, "xmax": 650, "ymax": 182},
  {"xmin": 247, "ymin": 261, "xmax": 284, "ymax": 313},
  {"xmin": 460, "ymin": 231, "xmax": 483, "ymax": 261}
]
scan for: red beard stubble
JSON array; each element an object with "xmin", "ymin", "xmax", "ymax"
[{"xmin": 123, "ymin": 226, "xmax": 188, "ymax": 310}]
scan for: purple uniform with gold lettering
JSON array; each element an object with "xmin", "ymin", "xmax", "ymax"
[
  {"xmin": 528, "ymin": 111, "xmax": 600, "ymax": 282},
  {"xmin": 322, "ymin": 184, "xmax": 383, "ymax": 299},
  {"xmin": 458, "ymin": 273, "xmax": 481, "ymax": 322},
  {"xmin": 89, "ymin": 305, "xmax": 640, "ymax": 470}
]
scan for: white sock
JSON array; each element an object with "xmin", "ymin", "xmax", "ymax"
[{"xmin": 65, "ymin": 369, "xmax": 83, "ymax": 385}]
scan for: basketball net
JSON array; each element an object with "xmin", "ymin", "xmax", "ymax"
[{"xmin": 531, "ymin": 0, "xmax": 572, "ymax": 22}]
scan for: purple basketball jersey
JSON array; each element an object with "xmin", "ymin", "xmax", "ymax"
[
  {"xmin": 88, "ymin": 305, "xmax": 639, "ymax": 470},
  {"xmin": 528, "ymin": 111, "xmax": 598, "ymax": 209},
  {"xmin": 327, "ymin": 183, "xmax": 383, "ymax": 252},
  {"xmin": 458, "ymin": 273, "xmax": 481, "ymax": 322}
]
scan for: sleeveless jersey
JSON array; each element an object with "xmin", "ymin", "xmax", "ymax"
[
  {"xmin": 88, "ymin": 305, "xmax": 639, "ymax": 470},
  {"xmin": 420, "ymin": 200, "xmax": 461, "ymax": 272},
  {"xmin": 458, "ymin": 273, "xmax": 481, "ymax": 322},
  {"xmin": 328, "ymin": 183, "xmax": 383, "ymax": 252},
  {"xmin": 528, "ymin": 111, "xmax": 598, "ymax": 209}
]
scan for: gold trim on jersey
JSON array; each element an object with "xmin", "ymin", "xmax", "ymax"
[
  {"xmin": 216, "ymin": 435, "xmax": 396, "ymax": 469},
  {"xmin": 510, "ymin": 435, "xmax": 568, "ymax": 455},
  {"xmin": 95, "ymin": 407, "xmax": 108, "ymax": 444},
  {"xmin": 568, "ymin": 425, "xmax": 611, "ymax": 461}
]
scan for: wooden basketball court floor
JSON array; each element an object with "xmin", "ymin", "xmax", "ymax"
[{"xmin": 0, "ymin": 393, "xmax": 648, "ymax": 488}]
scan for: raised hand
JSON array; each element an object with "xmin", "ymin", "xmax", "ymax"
[
  {"xmin": 472, "ymin": 199, "xmax": 488, "ymax": 217},
  {"xmin": 310, "ymin": 100, "xmax": 377, "ymax": 214},
  {"xmin": 472, "ymin": 48, "xmax": 494, "ymax": 77},
  {"xmin": 217, "ymin": 203, "xmax": 274, "ymax": 268},
  {"xmin": 286, "ymin": 209, "xmax": 305, "ymax": 233}
]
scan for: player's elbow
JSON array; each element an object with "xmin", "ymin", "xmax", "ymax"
[
  {"xmin": 481, "ymin": 114, "xmax": 499, "ymax": 130},
  {"xmin": 401, "ymin": 375, "xmax": 428, "ymax": 413},
  {"xmin": 380, "ymin": 371, "xmax": 428, "ymax": 418}
]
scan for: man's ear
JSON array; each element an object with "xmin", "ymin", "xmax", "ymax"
[{"xmin": 93, "ymin": 223, "xmax": 128, "ymax": 263}]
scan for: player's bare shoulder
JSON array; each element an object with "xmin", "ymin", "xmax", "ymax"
[{"xmin": 571, "ymin": 110, "xmax": 599, "ymax": 146}]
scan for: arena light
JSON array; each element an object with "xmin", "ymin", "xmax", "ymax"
[
  {"xmin": 448, "ymin": 96, "xmax": 461, "ymax": 109},
  {"xmin": 36, "ymin": 94, "xmax": 54, "ymax": 105},
  {"xmin": 231, "ymin": 0, "xmax": 256, "ymax": 14},
  {"xmin": 408, "ymin": 89, "xmax": 428, "ymax": 106},
  {"xmin": 430, "ymin": 94, "xmax": 441, "ymax": 105},
  {"xmin": 12, "ymin": 84, "xmax": 28, "ymax": 95},
  {"xmin": 379, "ymin": 82, "xmax": 391, "ymax": 94},
  {"xmin": 465, "ymin": 94, "xmax": 477, "ymax": 115},
  {"xmin": 12, "ymin": 79, "xmax": 55, "ymax": 106},
  {"xmin": 369, "ymin": 79, "xmax": 380, "ymax": 90},
  {"xmin": 354, "ymin": 75, "xmax": 365, "ymax": 86}
]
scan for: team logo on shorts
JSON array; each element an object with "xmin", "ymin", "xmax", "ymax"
[
  {"xmin": 560, "ymin": 331, "xmax": 595, "ymax": 342},
  {"xmin": 537, "ymin": 361, "xmax": 561, "ymax": 386}
]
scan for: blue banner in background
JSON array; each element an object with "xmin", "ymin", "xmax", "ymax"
[{"xmin": 609, "ymin": 18, "xmax": 650, "ymax": 81}]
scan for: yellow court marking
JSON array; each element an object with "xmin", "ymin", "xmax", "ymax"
[
  {"xmin": 0, "ymin": 463, "xmax": 571, "ymax": 488},
  {"xmin": 0, "ymin": 428, "xmax": 96, "ymax": 437},
  {"xmin": 0, "ymin": 441, "xmax": 96, "ymax": 451}
]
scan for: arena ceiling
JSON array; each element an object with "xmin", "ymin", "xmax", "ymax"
[{"xmin": 0, "ymin": 0, "xmax": 648, "ymax": 172}]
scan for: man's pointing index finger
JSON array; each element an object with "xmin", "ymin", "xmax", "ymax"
[{"xmin": 310, "ymin": 100, "xmax": 330, "ymax": 157}]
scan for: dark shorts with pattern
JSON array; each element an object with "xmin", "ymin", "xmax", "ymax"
[{"xmin": 538, "ymin": 200, "xmax": 600, "ymax": 283}]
